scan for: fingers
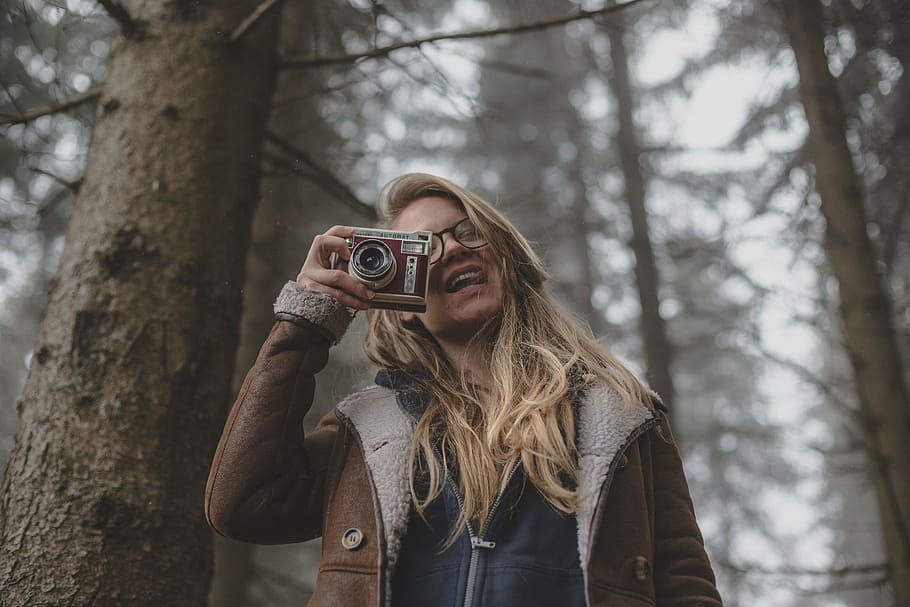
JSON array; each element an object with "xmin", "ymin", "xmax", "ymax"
[
  {"xmin": 320, "ymin": 225, "xmax": 356, "ymax": 259},
  {"xmin": 324, "ymin": 224, "xmax": 355, "ymax": 237},
  {"xmin": 296, "ymin": 225, "xmax": 376, "ymax": 310},
  {"xmin": 305, "ymin": 234, "xmax": 351, "ymax": 267},
  {"xmin": 301, "ymin": 226, "xmax": 355, "ymax": 271}
]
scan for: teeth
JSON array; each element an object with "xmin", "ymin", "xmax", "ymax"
[{"xmin": 449, "ymin": 270, "xmax": 480, "ymax": 291}]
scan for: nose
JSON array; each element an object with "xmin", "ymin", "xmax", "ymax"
[{"xmin": 439, "ymin": 232, "xmax": 469, "ymax": 264}]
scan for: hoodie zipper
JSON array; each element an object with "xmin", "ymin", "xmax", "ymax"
[
  {"xmin": 340, "ymin": 404, "xmax": 519, "ymax": 607},
  {"xmin": 439, "ymin": 452, "xmax": 522, "ymax": 607}
]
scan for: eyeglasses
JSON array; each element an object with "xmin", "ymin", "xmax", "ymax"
[{"xmin": 429, "ymin": 217, "xmax": 487, "ymax": 264}]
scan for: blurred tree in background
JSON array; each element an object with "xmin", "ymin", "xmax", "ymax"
[
  {"xmin": 777, "ymin": 1, "xmax": 910, "ymax": 603},
  {"xmin": 1, "ymin": 0, "xmax": 908, "ymax": 606}
]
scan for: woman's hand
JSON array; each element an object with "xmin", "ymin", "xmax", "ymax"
[{"xmin": 296, "ymin": 225, "xmax": 375, "ymax": 310}]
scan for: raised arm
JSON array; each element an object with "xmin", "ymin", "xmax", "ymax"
[{"xmin": 204, "ymin": 225, "xmax": 375, "ymax": 544}]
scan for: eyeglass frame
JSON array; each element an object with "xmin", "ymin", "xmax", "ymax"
[{"xmin": 429, "ymin": 217, "xmax": 487, "ymax": 265}]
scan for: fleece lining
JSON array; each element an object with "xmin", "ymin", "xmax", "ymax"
[
  {"xmin": 574, "ymin": 381, "xmax": 655, "ymax": 593},
  {"xmin": 273, "ymin": 280, "xmax": 355, "ymax": 343},
  {"xmin": 335, "ymin": 385, "xmax": 414, "ymax": 605},
  {"xmin": 337, "ymin": 377, "xmax": 656, "ymax": 606}
]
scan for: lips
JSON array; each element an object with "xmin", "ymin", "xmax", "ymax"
[{"xmin": 444, "ymin": 264, "xmax": 485, "ymax": 293}]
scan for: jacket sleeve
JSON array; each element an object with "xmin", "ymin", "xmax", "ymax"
[
  {"xmin": 203, "ymin": 281, "xmax": 355, "ymax": 544},
  {"xmin": 652, "ymin": 412, "xmax": 724, "ymax": 606}
]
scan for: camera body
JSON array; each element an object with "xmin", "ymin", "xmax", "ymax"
[{"xmin": 331, "ymin": 227, "xmax": 432, "ymax": 312}]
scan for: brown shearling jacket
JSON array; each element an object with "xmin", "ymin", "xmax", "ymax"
[{"xmin": 204, "ymin": 282, "xmax": 723, "ymax": 607}]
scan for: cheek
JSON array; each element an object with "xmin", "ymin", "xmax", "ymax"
[{"xmin": 427, "ymin": 272, "xmax": 445, "ymax": 295}]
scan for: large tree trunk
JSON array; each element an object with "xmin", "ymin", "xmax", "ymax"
[
  {"xmin": 778, "ymin": 1, "xmax": 910, "ymax": 603},
  {"xmin": 603, "ymin": 12, "xmax": 676, "ymax": 410},
  {"xmin": 0, "ymin": 2, "xmax": 280, "ymax": 605}
]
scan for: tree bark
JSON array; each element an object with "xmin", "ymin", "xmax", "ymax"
[
  {"xmin": 778, "ymin": 1, "xmax": 910, "ymax": 603},
  {"xmin": 0, "ymin": 1, "xmax": 280, "ymax": 605},
  {"xmin": 603, "ymin": 13, "xmax": 676, "ymax": 410}
]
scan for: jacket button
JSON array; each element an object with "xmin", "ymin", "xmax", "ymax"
[
  {"xmin": 634, "ymin": 556, "xmax": 651, "ymax": 581},
  {"xmin": 342, "ymin": 528, "xmax": 364, "ymax": 550}
]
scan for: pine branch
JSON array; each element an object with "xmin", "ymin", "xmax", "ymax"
[
  {"xmin": 230, "ymin": 0, "xmax": 282, "ymax": 44},
  {"xmin": 96, "ymin": 0, "xmax": 141, "ymax": 36},
  {"xmin": 282, "ymin": 0, "xmax": 649, "ymax": 69},
  {"xmin": 0, "ymin": 88, "xmax": 101, "ymax": 126}
]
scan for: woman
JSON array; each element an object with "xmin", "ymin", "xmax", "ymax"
[{"xmin": 204, "ymin": 173, "xmax": 723, "ymax": 607}]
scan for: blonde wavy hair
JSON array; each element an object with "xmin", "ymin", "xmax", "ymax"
[{"xmin": 363, "ymin": 173, "xmax": 652, "ymax": 541}]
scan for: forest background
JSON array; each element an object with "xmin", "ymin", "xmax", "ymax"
[{"xmin": 1, "ymin": 0, "xmax": 908, "ymax": 605}]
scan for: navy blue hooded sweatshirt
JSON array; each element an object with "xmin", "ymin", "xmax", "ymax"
[{"xmin": 376, "ymin": 370, "xmax": 586, "ymax": 607}]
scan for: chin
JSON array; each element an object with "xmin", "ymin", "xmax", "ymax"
[
  {"xmin": 461, "ymin": 299, "xmax": 503, "ymax": 328},
  {"xmin": 426, "ymin": 303, "xmax": 499, "ymax": 341}
]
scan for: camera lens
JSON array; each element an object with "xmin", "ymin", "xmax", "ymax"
[
  {"xmin": 351, "ymin": 240, "xmax": 396, "ymax": 288},
  {"xmin": 360, "ymin": 248, "xmax": 386, "ymax": 273}
]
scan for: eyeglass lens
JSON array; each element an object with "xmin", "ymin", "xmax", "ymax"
[{"xmin": 430, "ymin": 219, "xmax": 486, "ymax": 263}]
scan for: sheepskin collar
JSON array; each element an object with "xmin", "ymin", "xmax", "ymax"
[
  {"xmin": 572, "ymin": 380, "xmax": 657, "ymax": 592},
  {"xmin": 335, "ymin": 375, "xmax": 658, "ymax": 598}
]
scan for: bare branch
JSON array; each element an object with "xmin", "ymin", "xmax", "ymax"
[
  {"xmin": 230, "ymin": 0, "xmax": 282, "ymax": 44},
  {"xmin": 718, "ymin": 559, "xmax": 890, "ymax": 595},
  {"xmin": 473, "ymin": 56, "xmax": 553, "ymax": 80},
  {"xmin": 264, "ymin": 131, "xmax": 376, "ymax": 220},
  {"xmin": 282, "ymin": 0, "xmax": 650, "ymax": 69},
  {"xmin": 30, "ymin": 167, "xmax": 82, "ymax": 190},
  {"xmin": 799, "ymin": 575, "xmax": 890, "ymax": 596},
  {"xmin": 37, "ymin": 183, "xmax": 81, "ymax": 216},
  {"xmin": 362, "ymin": 2, "xmax": 487, "ymax": 119},
  {"xmin": 0, "ymin": 88, "xmax": 101, "ymax": 126},
  {"xmin": 0, "ymin": 73, "xmax": 27, "ymax": 118},
  {"xmin": 881, "ymin": 191, "xmax": 910, "ymax": 271},
  {"xmin": 96, "ymin": 0, "xmax": 141, "ymax": 36},
  {"xmin": 719, "ymin": 559, "xmax": 887, "ymax": 577},
  {"xmin": 751, "ymin": 341, "xmax": 858, "ymax": 417}
]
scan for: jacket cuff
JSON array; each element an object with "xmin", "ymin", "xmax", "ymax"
[{"xmin": 273, "ymin": 281, "xmax": 356, "ymax": 344}]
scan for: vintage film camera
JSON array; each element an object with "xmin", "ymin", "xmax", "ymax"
[{"xmin": 330, "ymin": 227, "xmax": 432, "ymax": 312}]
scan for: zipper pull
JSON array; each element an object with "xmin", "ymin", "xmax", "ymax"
[{"xmin": 471, "ymin": 537, "xmax": 496, "ymax": 549}]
